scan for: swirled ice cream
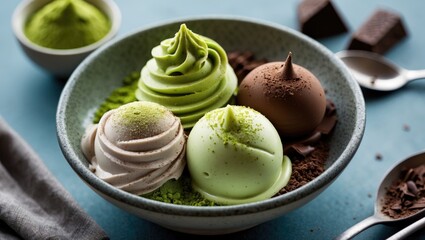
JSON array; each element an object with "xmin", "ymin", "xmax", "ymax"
[
  {"xmin": 81, "ymin": 101, "xmax": 186, "ymax": 195},
  {"xmin": 187, "ymin": 105, "xmax": 292, "ymax": 205},
  {"xmin": 135, "ymin": 24, "xmax": 238, "ymax": 129}
]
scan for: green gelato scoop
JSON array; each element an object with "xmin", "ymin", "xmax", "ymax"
[
  {"xmin": 187, "ymin": 105, "xmax": 292, "ymax": 205},
  {"xmin": 25, "ymin": 0, "xmax": 110, "ymax": 50},
  {"xmin": 135, "ymin": 24, "xmax": 238, "ymax": 129}
]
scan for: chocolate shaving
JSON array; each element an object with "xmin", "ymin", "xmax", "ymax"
[
  {"xmin": 283, "ymin": 99, "xmax": 337, "ymax": 159},
  {"xmin": 316, "ymin": 99, "xmax": 338, "ymax": 135},
  {"xmin": 285, "ymin": 143, "xmax": 315, "ymax": 158},
  {"xmin": 411, "ymin": 198, "xmax": 425, "ymax": 209},
  {"xmin": 325, "ymin": 99, "xmax": 336, "ymax": 115},
  {"xmin": 403, "ymin": 124, "xmax": 410, "ymax": 132},
  {"xmin": 381, "ymin": 163, "xmax": 425, "ymax": 219},
  {"xmin": 316, "ymin": 114, "xmax": 337, "ymax": 135},
  {"xmin": 407, "ymin": 181, "xmax": 419, "ymax": 195},
  {"xmin": 228, "ymin": 51, "xmax": 267, "ymax": 83}
]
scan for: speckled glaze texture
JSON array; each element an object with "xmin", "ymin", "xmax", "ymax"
[{"xmin": 56, "ymin": 16, "xmax": 365, "ymax": 235}]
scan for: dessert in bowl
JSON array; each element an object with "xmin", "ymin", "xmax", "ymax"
[{"xmin": 57, "ymin": 16, "xmax": 365, "ymax": 234}]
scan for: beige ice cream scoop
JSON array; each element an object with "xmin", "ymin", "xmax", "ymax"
[{"xmin": 81, "ymin": 101, "xmax": 186, "ymax": 195}]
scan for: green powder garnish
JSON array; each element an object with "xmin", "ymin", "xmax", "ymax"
[
  {"xmin": 93, "ymin": 71, "xmax": 139, "ymax": 123},
  {"xmin": 113, "ymin": 102, "xmax": 168, "ymax": 128},
  {"xmin": 206, "ymin": 105, "xmax": 263, "ymax": 146},
  {"xmin": 25, "ymin": 0, "xmax": 111, "ymax": 49},
  {"xmin": 143, "ymin": 171, "xmax": 219, "ymax": 206},
  {"xmin": 109, "ymin": 101, "xmax": 172, "ymax": 139}
]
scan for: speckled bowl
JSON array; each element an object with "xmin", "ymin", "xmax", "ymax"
[
  {"xmin": 12, "ymin": 0, "xmax": 121, "ymax": 78},
  {"xmin": 57, "ymin": 16, "xmax": 365, "ymax": 235}
]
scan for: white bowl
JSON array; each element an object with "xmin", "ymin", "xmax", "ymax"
[
  {"xmin": 56, "ymin": 16, "xmax": 365, "ymax": 235},
  {"xmin": 12, "ymin": 0, "xmax": 121, "ymax": 78}
]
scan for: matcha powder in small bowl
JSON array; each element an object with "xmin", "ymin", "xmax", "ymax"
[{"xmin": 25, "ymin": 0, "xmax": 111, "ymax": 49}]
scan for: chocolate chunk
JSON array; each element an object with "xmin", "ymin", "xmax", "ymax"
[
  {"xmin": 316, "ymin": 114, "xmax": 337, "ymax": 135},
  {"xmin": 298, "ymin": 0, "xmax": 348, "ymax": 39},
  {"xmin": 315, "ymin": 99, "xmax": 337, "ymax": 135},
  {"xmin": 347, "ymin": 9, "xmax": 408, "ymax": 54},
  {"xmin": 284, "ymin": 143, "xmax": 315, "ymax": 158}
]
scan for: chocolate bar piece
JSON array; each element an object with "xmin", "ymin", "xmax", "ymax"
[
  {"xmin": 348, "ymin": 9, "xmax": 408, "ymax": 54},
  {"xmin": 298, "ymin": 0, "xmax": 348, "ymax": 39}
]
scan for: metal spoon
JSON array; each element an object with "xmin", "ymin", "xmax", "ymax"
[
  {"xmin": 336, "ymin": 151, "xmax": 425, "ymax": 240},
  {"xmin": 336, "ymin": 50, "xmax": 425, "ymax": 91}
]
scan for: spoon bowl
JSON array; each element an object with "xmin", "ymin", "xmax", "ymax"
[
  {"xmin": 336, "ymin": 151, "xmax": 425, "ymax": 239},
  {"xmin": 336, "ymin": 50, "xmax": 425, "ymax": 91}
]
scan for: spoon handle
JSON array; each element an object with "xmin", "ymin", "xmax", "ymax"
[
  {"xmin": 335, "ymin": 215, "xmax": 383, "ymax": 240},
  {"xmin": 405, "ymin": 69, "xmax": 425, "ymax": 82},
  {"xmin": 386, "ymin": 216, "xmax": 425, "ymax": 240}
]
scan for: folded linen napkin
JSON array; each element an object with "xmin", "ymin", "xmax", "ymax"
[{"xmin": 0, "ymin": 117, "xmax": 108, "ymax": 240}]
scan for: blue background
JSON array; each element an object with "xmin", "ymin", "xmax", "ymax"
[{"xmin": 1, "ymin": 0, "xmax": 425, "ymax": 239}]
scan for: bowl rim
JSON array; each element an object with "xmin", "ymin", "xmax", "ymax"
[
  {"xmin": 11, "ymin": 0, "xmax": 121, "ymax": 56},
  {"xmin": 57, "ymin": 15, "xmax": 366, "ymax": 217}
]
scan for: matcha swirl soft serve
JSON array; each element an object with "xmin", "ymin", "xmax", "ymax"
[{"xmin": 135, "ymin": 24, "xmax": 238, "ymax": 129}]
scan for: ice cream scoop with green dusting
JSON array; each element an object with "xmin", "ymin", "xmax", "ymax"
[
  {"xmin": 105, "ymin": 101, "xmax": 172, "ymax": 141},
  {"xmin": 135, "ymin": 24, "xmax": 238, "ymax": 129},
  {"xmin": 25, "ymin": 0, "xmax": 110, "ymax": 49},
  {"xmin": 187, "ymin": 105, "xmax": 292, "ymax": 205},
  {"xmin": 81, "ymin": 101, "xmax": 186, "ymax": 195}
]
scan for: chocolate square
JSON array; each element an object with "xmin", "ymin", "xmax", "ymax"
[
  {"xmin": 298, "ymin": 0, "xmax": 348, "ymax": 39},
  {"xmin": 347, "ymin": 9, "xmax": 408, "ymax": 54}
]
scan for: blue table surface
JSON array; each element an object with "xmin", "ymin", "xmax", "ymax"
[{"xmin": 2, "ymin": 0, "xmax": 425, "ymax": 239}]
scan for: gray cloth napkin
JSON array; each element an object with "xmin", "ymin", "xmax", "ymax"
[{"xmin": 0, "ymin": 117, "xmax": 108, "ymax": 240}]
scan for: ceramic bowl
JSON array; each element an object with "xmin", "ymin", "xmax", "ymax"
[
  {"xmin": 57, "ymin": 16, "xmax": 365, "ymax": 235},
  {"xmin": 11, "ymin": 0, "xmax": 121, "ymax": 78}
]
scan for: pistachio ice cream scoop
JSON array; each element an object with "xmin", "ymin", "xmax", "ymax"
[
  {"xmin": 81, "ymin": 101, "xmax": 186, "ymax": 195},
  {"xmin": 186, "ymin": 105, "xmax": 292, "ymax": 205},
  {"xmin": 135, "ymin": 24, "xmax": 238, "ymax": 129}
]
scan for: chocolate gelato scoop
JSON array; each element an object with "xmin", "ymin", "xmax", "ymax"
[{"xmin": 237, "ymin": 52, "xmax": 327, "ymax": 137}]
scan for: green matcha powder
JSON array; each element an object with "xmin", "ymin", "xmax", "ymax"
[{"xmin": 25, "ymin": 0, "xmax": 111, "ymax": 49}]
